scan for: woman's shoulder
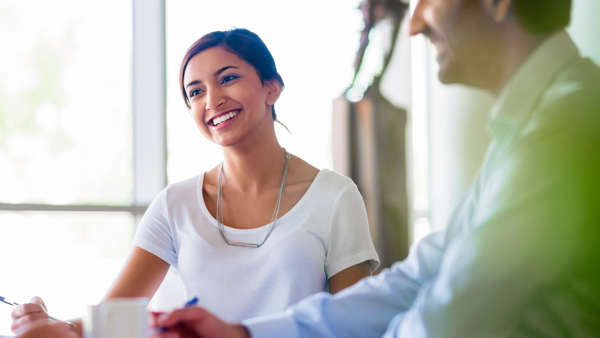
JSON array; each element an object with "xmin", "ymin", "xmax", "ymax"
[
  {"xmin": 167, "ymin": 174, "xmax": 202, "ymax": 191},
  {"xmin": 315, "ymin": 169, "xmax": 356, "ymax": 191},
  {"xmin": 289, "ymin": 153, "xmax": 352, "ymax": 184},
  {"xmin": 162, "ymin": 174, "xmax": 203, "ymax": 205},
  {"xmin": 299, "ymin": 169, "xmax": 359, "ymax": 210},
  {"xmin": 288, "ymin": 155, "xmax": 356, "ymax": 194}
]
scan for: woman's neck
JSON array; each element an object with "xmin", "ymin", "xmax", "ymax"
[{"xmin": 220, "ymin": 123, "xmax": 287, "ymax": 193}]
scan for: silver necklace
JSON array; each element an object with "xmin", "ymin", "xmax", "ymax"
[{"xmin": 216, "ymin": 150, "xmax": 290, "ymax": 248}]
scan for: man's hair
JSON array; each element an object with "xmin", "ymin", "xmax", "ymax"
[{"xmin": 512, "ymin": 0, "xmax": 572, "ymax": 34}]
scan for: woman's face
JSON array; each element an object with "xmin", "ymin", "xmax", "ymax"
[{"xmin": 183, "ymin": 46, "xmax": 280, "ymax": 147}]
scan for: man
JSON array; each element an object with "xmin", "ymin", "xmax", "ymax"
[
  {"xmin": 14, "ymin": 0, "xmax": 600, "ymax": 337},
  {"xmin": 152, "ymin": 0, "xmax": 600, "ymax": 336}
]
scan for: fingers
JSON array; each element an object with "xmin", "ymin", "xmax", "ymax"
[
  {"xmin": 155, "ymin": 307, "xmax": 213, "ymax": 338},
  {"xmin": 155, "ymin": 330, "xmax": 183, "ymax": 338},
  {"xmin": 11, "ymin": 302, "xmax": 47, "ymax": 320},
  {"xmin": 156, "ymin": 307, "xmax": 210, "ymax": 327},
  {"xmin": 30, "ymin": 296, "xmax": 48, "ymax": 311},
  {"xmin": 152, "ymin": 325, "xmax": 187, "ymax": 338},
  {"xmin": 11, "ymin": 313, "xmax": 52, "ymax": 332},
  {"xmin": 155, "ymin": 307, "xmax": 248, "ymax": 338},
  {"xmin": 150, "ymin": 311, "xmax": 165, "ymax": 327},
  {"xmin": 17, "ymin": 321, "xmax": 76, "ymax": 338},
  {"xmin": 11, "ymin": 299, "xmax": 50, "ymax": 333}
]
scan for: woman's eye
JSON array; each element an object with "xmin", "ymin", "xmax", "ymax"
[
  {"xmin": 221, "ymin": 75, "xmax": 237, "ymax": 84},
  {"xmin": 189, "ymin": 89, "xmax": 203, "ymax": 98}
]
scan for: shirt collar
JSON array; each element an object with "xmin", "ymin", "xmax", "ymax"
[{"xmin": 488, "ymin": 30, "xmax": 580, "ymax": 139}]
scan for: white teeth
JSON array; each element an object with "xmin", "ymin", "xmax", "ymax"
[{"xmin": 212, "ymin": 110, "xmax": 239, "ymax": 126}]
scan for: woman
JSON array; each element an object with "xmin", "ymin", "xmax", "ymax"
[
  {"xmin": 11, "ymin": 28, "xmax": 379, "ymax": 334},
  {"xmin": 13, "ymin": 322, "xmax": 76, "ymax": 338}
]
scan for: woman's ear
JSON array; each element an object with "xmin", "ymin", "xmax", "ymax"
[
  {"xmin": 482, "ymin": 0, "xmax": 512, "ymax": 23},
  {"xmin": 265, "ymin": 80, "xmax": 283, "ymax": 106}
]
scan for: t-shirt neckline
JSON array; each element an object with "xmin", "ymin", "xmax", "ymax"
[{"xmin": 197, "ymin": 168, "xmax": 327, "ymax": 233}]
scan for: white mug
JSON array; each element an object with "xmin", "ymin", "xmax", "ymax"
[{"xmin": 83, "ymin": 298, "xmax": 149, "ymax": 338}]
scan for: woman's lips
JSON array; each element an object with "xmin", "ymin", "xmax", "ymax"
[{"xmin": 209, "ymin": 109, "xmax": 240, "ymax": 129}]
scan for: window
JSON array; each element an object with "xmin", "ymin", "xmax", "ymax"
[
  {"xmin": 0, "ymin": 0, "xmax": 134, "ymax": 334},
  {"xmin": 0, "ymin": 0, "xmax": 132, "ymax": 205},
  {"xmin": 0, "ymin": 212, "xmax": 134, "ymax": 324}
]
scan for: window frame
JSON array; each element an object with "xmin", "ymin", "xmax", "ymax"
[{"xmin": 0, "ymin": 0, "xmax": 167, "ymax": 225}]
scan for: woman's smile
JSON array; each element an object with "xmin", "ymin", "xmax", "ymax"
[{"xmin": 208, "ymin": 109, "xmax": 241, "ymax": 130}]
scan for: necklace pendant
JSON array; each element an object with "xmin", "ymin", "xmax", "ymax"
[{"xmin": 227, "ymin": 241, "xmax": 260, "ymax": 248}]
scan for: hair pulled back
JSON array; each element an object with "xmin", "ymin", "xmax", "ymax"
[{"xmin": 179, "ymin": 28, "xmax": 285, "ymax": 120}]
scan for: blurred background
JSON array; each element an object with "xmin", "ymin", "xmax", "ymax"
[{"xmin": 0, "ymin": 0, "xmax": 599, "ymax": 335}]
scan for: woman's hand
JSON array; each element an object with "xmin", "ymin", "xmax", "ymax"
[
  {"xmin": 16, "ymin": 321, "xmax": 78, "ymax": 338},
  {"xmin": 152, "ymin": 307, "xmax": 250, "ymax": 338},
  {"xmin": 11, "ymin": 297, "xmax": 50, "ymax": 333}
]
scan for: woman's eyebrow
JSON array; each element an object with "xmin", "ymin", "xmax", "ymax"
[
  {"xmin": 185, "ymin": 66, "xmax": 238, "ymax": 88},
  {"xmin": 186, "ymin": 80, "xmax": 201, "ymax": 88},
  {"xmin": 214, "ymin": 66, "xmax": 238, "ymax": 77}
]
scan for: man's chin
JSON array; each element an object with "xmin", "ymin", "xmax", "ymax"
[
  {"xmin": 437, "ymin": 69, "xmax": 455, "ymax": 84},
  {"xmin": 436, "ymin": 57, "xmax": 461, "ymax": 85},
  {"xmin": 435, "ymin": 53, "xmax": 453, "ymax": 84}
]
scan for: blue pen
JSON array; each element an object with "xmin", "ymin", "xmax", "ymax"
[
  {"xmin": 155, "ymin": 296, "xmax": 199, "ymax": 333},
  {"xmin": 0, "ymin": 296, "xmax": 76, "ymax": 328},
  {"xmin": 184, "ymin": 296, "xmax": 199, "ymax": 307}
]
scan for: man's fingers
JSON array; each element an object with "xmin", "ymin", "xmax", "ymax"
[
  {"xmin": 11, "ymin": 303, "xmax": 46, "ymax": 319},
  {"xmin": 158, "ymin": 331, "xmax": 182, "ymax": 338},
  {"xmin": 150, "ymin": 312, "xmax": 165, "ymax": 327},
  {"xmin": 154, "ymin": 327, "xmax": 184, "ymax": 338},
  {"xmin": 155, "ymin": 307, "xmax": 248, "ymax": 338},
  {"xmin": 157, "ymin": 307, "xmax": 210, "ymax": 327}
]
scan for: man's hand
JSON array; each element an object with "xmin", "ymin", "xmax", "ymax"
[
  {"xmin": 11, "ymin": 297, "xmax": 51, "ymax": 333},
  {"xmin": 153, "ymin": 307, "xmax": 250, "ymax": 338}
]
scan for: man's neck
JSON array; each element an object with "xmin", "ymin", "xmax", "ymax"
[{"xmin": 481, "ymin": 27, "xmax": 548, "ymax": 97}]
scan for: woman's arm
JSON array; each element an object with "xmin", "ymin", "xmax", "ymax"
[
  {"xmin": 325, "ymin": 182, "xmax": 379, "ymax": 295},
  {"xmin": 103, "ymin": 247, "xmax": 170, "ymax": 299},
  {"xmin": 328, "ymin": 261, "xmax": 372, "ymax": 294}
]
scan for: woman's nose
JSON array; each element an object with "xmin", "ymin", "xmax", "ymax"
[{"xmin": 205, "ymin": 87, "xmax": 225, "ymax": 111}]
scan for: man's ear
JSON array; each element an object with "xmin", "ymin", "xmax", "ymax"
[
  {"xmin": 265, "ymin": 80, "xmax": 283, "ymax": 106},
  {"xmin": 482, "ymin": 0, "xmax": 512, "ymax": 23}
]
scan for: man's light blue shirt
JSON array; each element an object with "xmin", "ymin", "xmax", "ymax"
[{"xmin": 243, "ymin": 31, "xmax": 600, "ymax": 338}]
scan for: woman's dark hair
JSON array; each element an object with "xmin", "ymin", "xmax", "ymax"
[
  {"xmin": 179, "ymin": 28, "xmax": 285, "ymax": 121},
  {"xmin": 512, "ymin": 0, "xmax": 571, "ymax": 34}
]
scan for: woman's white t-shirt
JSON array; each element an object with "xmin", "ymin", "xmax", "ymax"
[{"xmin": 133, "ymin": 169, "xmax": 379, "ymax": 322}]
